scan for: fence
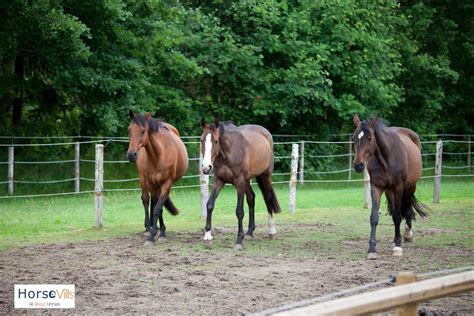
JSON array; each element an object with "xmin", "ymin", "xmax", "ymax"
[
  {"xmin": 1, "ymin": 135, "xmax": 473, "ymax": 226},
  {"xmin": 253, "ymin": 268, "xmax": 474, "ymax": 316}
]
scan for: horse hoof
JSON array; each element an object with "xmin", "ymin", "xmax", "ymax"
[
  {"xmin": 245, "ymin": 234, "xmax": 255, "ymax": 240},
  {"xmin": 144, "ymin": 231, "xmax": 150, "ymax": 238},
  {"xmin": 204, "ymin": 239, "xmax": 213, "ymax": 247},
  {"xmin": 392, "ymin": 247, "xmax": 403, "ymax": 257},
  {"xmin": 143, "ymin": 240, "xmax": 155, "ymax": 247},
  {"xmin": 157, "ymin": 237, "xmax": 167, "ymax": 243},
  {"xmin": 367, "ymin": 252, "xmax": 378, "ymax": 260},
  {"xmin": 233, "ymin": 243, "xmax": 243, "ymax": 250},
  {"xmin": 403, "ymin": 230, "xmax": 414, "ymax": 242},
  {"xmin": 269, "ymin": 234, "xmax": 278, "ymax": 240}
]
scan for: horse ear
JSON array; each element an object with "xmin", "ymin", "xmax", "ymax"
[
  {"xmin": 213, "ymin": 118, "xmax": 220, "ymax": 129},
  {"xmin": 352, "ymin": 114, "xmax": 360, "ymax": 127},
  {"xmin": 145, "ymin": 112, "xmax": 151, "ymax": 121},
  {"xmin": 369, "ymin": 115, "xmax": 379, "ymax": 128},
  {"xmin": 200, "ymin": 117, "xmax": 207, "ymax": 129},
  {"xmin": 129, "ymin": 109, "xmax": 135, "ymax": 119}
]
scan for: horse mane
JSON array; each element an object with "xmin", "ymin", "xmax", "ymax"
[
  {"xmin": 132, "ymin": 113, "xmax": 168, "ymax": 133},
  {"xmin": 208, "ymin": 121, "xmax": 236, "ymax": 136}
]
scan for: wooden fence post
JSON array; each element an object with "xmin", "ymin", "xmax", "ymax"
[
  {"xmin": 348, "ymin": 135, "xmax": 352, "ymax": 180},
  {"xmin": 74, "ymin": 142, "xmax": 80, "ymax": 193},
  {"xmin": 395, "ymin": 271, "xmax": 418, "ymax": 316},
  {"xmin": 299, "ymin": 141, "xmax": 305, "ymax": 186},
  {"xmin": 364, "ymin": 166, "xmax": 371, "ymax": 209},
  {"xmin": 7, "ymin": 146, "xmax": 14, "ymax": 195},
  {"xmin": 468, "ymin": 135, "xmax": 471, "ymax": 171},
  {"xmin": 95, "ymin": 144, "xmax": 104, "ymax": 228},
  {"xmin": 289, "ymin": 143, "xmax": 299, "ymax": 213},
  {"xmin": 433, "ymin": 139, "xmax": 443, "ymax": 203},
  {"xmin": 199, "ymin": 152, "xmax": 209, "ymax": 218}
]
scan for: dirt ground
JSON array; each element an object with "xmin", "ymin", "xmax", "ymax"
[{"xmin": 1, "ymin": 223, "xmax": 472, "ymax": 315}]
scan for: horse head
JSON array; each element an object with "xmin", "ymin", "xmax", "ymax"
[
  {"xmin": 352, "ymin": 114, "xmax": 378, "ymax": 172},
  {"xmin": 200, "ymin": 117, "xmax": 222, "ymax": 174},
  {"xmin": 127, "ymin": 110, "xmax": 151, "ymax": 162}
]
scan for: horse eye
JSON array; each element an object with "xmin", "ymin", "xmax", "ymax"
[{"xmin": 368, "ymin": 137, "xmax": 372, "ymax": 141}]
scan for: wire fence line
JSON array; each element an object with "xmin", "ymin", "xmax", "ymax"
[{"xmin": 0, "ymin": 135, "xmax": 472, "ymax": 204}]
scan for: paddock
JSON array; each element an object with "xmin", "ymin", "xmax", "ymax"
[{"xmin": 0, "ymin": 134, "xmax": 472, "ymax": 314}]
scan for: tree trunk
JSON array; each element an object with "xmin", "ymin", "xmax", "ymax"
[{"xmin": 12, "ymin": 55, "xmax": 24, "ymax": 126}]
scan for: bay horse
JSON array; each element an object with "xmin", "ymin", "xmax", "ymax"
[
  {"xmin": 127, "ymin": 110, "xmax": 189, "ymax": 246},
  {"xmin": 352, "ymin": 115, "xmax": 428, "ymax": 259},
  {"xmin": 200, "ymin": 118, "xmax": 281, "ymax": 249}
]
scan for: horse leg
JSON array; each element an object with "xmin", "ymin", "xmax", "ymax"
[
  {"xmin": 141, "ymin": 191, "xmax": 150, "ymax": 233},
  {"xmin": 257, "ymin": 174, "xmax": 278, "ymax": 240},
  {"xmin": 234, "ymin": 178, "xmax": 246, "ymax": 249},
  {"xmin": 203, "ymin": 177, "xmax": 225, "ymax": 246},
  {"xmin": 146, "ymin": 195, "xmax": 157, "ymax": 237},
  {"xmin": 145, "ymin": 183, "xmax": 171, "ymax": 245},
  {"xmin": 245, "ymin": 180, "xmax": 256, "ymax": 239},
  {"xmin": 388, "ymin": 188, "xmax": 404, "ymax": 256},
  {"xmin": 367, "ymin": 186, "xmax": 383, "ymax": 260}
]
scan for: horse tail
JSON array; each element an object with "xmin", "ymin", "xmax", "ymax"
[
  {"xmin": 164, "ymin": 198, "xmax": 179, "ymax": 216},
  {"xmin": 256, "ymin": 176, "xmax": 281, "ymax": 214},
  {"xmin": 402, "ymin": 194, "xmax": 429, "ymax": 220},
  {"xmin": 270, "ymin": 187, "xmax": 282, "ymax": 213}
]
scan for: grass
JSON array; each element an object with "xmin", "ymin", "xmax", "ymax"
[{"xmin": 0, "ymin": 177, "xmax": 472, "ymax": 256}]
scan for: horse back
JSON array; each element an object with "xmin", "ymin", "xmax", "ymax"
[
  {"xmin": 237, "ymin": 125, "xmax": 274, "ymax": 177},
  {"xmin": 391, "ymin": 127, "xmax": 422, "ymax": 185}
]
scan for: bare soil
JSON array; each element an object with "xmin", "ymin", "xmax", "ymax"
[{"xmin": 0, "ymin": 223, "xmax": 472, "ymax": 315}]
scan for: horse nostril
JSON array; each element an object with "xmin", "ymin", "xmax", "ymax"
[
  {"xmin": 354, "ymin": 162, "xmax": 364, "ymax": 172},
  {"xmin": 128, "ymin": 151, "xmax": 137, "ymax": 162}
]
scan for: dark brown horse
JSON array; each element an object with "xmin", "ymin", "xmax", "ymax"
[
  {"xmin": 127, "ymin": 110, "xmax": 189, "ymax": 246},
  {"xmin": 352, "ymin": 115, "xmax": 428, "ymax": 259},
  {"xmin": 200, "ymin": 118, "xmax": 281, "ymax": 249}
]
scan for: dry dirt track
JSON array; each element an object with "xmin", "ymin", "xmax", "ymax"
[{"xmin": 0, "ymin": 224, "xmax": 472, "ymax": 315}]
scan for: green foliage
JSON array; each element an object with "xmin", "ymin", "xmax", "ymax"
[{"xmin": 0, "ymin": 0, "xmax": 471, "ymax": 139}]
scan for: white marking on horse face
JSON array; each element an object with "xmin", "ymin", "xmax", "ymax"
[
  {"xmin": 358, "ymin": 131, "xmax": 365, "ymax": 140},
  {"xmin": 268, "ymin": 214, "xmax": 277, "ymax": 235},
  {"xmin": 201, "ymin": 133, "xmax": 213, "ymax": 173},
  {"xmin": 204, "ymin": 230, "xmax": 213, "ymax": 241}
]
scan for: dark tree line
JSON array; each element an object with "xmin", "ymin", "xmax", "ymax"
[{"xmin": 1, "ymin": 0, "xmax": 472, "ymax": 139}]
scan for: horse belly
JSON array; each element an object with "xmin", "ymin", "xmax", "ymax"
[
  {"xmin": 243, "ymin": 133, "xmax": 272, "ymax": 178},
  {"xmin": 400, "ymin": 135, "xmax": 422, "ymax": 186}
]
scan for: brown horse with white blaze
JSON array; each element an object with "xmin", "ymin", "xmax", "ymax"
[
  {"xmin": 352, "ymin": 115, "xmax": 428, "ymax": 259},
  {"xmin": 200, "ymin": 118, "xmax": 281, "ymax": 249},
  {"xmin": 127, "ymin": 110, "xmax": 188, "ymax": 246}
]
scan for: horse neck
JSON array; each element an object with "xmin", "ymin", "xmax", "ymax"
[
  {"xmin": 373, "ymin": 123, "xmax": 394, "ymax": 170},
  {"xmin": 144, "ymin": 131, "xmax": 164, "ymax": 162}
]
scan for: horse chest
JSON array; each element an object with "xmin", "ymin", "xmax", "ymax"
[{"xmin": 215, "ymin": 166, "xmax": 235, "ymax": 183}]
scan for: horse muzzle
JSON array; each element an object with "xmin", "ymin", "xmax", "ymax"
[
  {"xmin": 202, "ymin": 164, "xmax": 213, "ymax": 175},
  {"xmin": 354, "ymin": 162, "xmax": 364, "ymax": 173},
  {"xmin": 127, "ymin": 151, "xmax": 138, "ymax": 162}
]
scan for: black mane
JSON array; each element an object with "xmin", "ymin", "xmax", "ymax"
[{"xmin": 132, "ymin": 113, "xmax": 167, "ymax": 133}]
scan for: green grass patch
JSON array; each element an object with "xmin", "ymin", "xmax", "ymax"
[{"xmin": 0, "ymin": 178, "xmax": 472, "ymax": 255}]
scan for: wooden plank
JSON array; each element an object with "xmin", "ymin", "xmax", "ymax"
[
  {"xmin": 274, "ymin": 270, "xmax": 474, "ymax": 316},
  {"xmin": 289, "ymin": 144, "xmax": 299, "ymax": 213},
  {"xmin": 395, "ymin": 272, "xmax": 418, "ymax": 316}
]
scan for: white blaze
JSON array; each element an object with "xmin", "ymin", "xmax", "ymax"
[
  {"xmin": 202, "ymin": 133, "xmax": 213, "ymax": 171},
  {"xmin": 358, "ymin": 131, "xmax": 364, "ymax": 140}
]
